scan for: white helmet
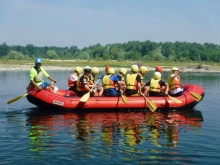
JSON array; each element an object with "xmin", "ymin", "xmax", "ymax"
[
  {"xmin": 119, "ymin": 68, "xmax": 127, "ymax": 75},
  {"xmin": 153, "ymin": 72, "xmax": 161, "ymax": 80},
  {"xmin": 171, "ymin": 67, "xmax": 179, "ymax": 73},
  {"xmin": 75, "ymin": 66, "xmax": 82, "ymax": 74},
  {"xmin": 140, "ymin": 66, "xmax": 147, "ymax": 73},
  {"xmin": 91, "ymin": 67, "xmax": 99, "ymax": 75},
  {"xmin": 107, "ymin": 68, "xmax": 115, "ymax": 74},
  {"xmin": 131, "ymin": 65, "xmax": 139, "ymax": 73}
]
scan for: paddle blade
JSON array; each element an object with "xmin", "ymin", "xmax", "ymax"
[
  {"xmin": 168, "ymin": 95, "xmax": 182, "ymax": 103},
  {"xmin": 80, "ymin": 92, "xmax": 90, "ymax": 102},
  {"xmin": 121, "ymin": 95, "xmax": 127, "ymax": 103},
  {"xmin": 189, "ymin": 91, "xmax": 202, "ymax": 102},
  {"xmin": 146, "ymin": 99, "xmax": 157, "ymax": 112},
  {"xmin": 7, "ymin": 93, "xmax": 28, "ymax": 104}
]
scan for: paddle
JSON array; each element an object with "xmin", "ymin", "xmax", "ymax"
[
  {"xmin": 187, "ymin": 91, "xmax": 202, "ymax": 102},
  {"xmin": 142, "ymin": 94, "xmax": 157, "ymax": 112},
  {"xmin": 7, "ymin": 82, "xmax": 55, "ymax": 105},
  {"xmin": 7, "ymin": 93, "xmax": 30, "ymax": 104},
  {"xmin": 121, "ymin": 94, "xmax": 127, "ymax": 103},
  {"xmin": 80, "ymin": 78, "xmax": 101, "ymax": 102},
  {"xmin": 167, "ymin": 95, "xmax": 182, "ymax": 103},
  {"xmin": 182, "ymin": 87, "xmax": 202, "ymax": 102}
]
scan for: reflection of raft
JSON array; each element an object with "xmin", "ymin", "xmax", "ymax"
[{"xmin": 26, "ymin": 84, "xmax": 204, "ymax": 111}]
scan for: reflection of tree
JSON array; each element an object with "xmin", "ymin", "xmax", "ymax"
[{"xmin": 25, "ymin": 109, "xmax": 203, "ymax": 155}]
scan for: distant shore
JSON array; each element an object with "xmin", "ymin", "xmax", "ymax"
[{"xmin": 1, "ymin": 63, "xmax": 220, "ymax": 72}]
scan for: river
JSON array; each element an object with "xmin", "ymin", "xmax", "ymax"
[{"xmin": 0, "ymin": 70, "xmax": 219, "ymax": 164}]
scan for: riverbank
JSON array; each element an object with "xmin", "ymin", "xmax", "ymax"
[
  {"xmin": 1, "ymin": 59, "xmax": 220, "ymax": 72},
  {"xmin": 1, "ymin": 63, "xmax": 220, "ymax": 72}
]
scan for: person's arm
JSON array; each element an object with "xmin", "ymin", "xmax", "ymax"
[
  {"xmin": 41, "ymin": 67, "xmax": 57, "ymax": 83},
  {"xmin": 164, "ymin": 82, "xmax": 169, "ymax": 95},
  {"xmin": 29, "ymin": 68, "xmax": 42, "ymax": 89},
  {"xmin": 136, "ymin": 75, "xmax": 143, "ymax": 95},
  {"xmin": 81, "ymin": 76, "xmax": 90, "ymax": 91},
  {"xmin": 30, "ymin": 80, "xmax": 42, "ymax": 90}
]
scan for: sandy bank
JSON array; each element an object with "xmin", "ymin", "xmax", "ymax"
[{"xmin": 0, "ymin": 64, "xmax": 219, "ymax": 72}]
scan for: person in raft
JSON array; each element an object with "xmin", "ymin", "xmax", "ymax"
[
  {"xmin": 28, "ymin": 58, "xmax": 57, "ymax": 92},
  {"xmin": 154, "ymin": 66, "xmax": 166, "ymax": 92},
  {"xmin": 167, "ymin": 67, "xmax": 183, "ymax": 96},
  {"xmin": 139, "ymin": 66, "xmax": 148, "ymax": 94},
  {"xmin": 75, "ymin": 66, "xmax": 94, "ymax": 97},
  {"xmin": 116, "ymin": 68, "xmax": 127, "ymax": 94},
  {"xmin": 102, "ymin": 67, "xmax": 123, "ymax": 96},
  {"xmin": 67, "ymin": 66, "xmax": 82, "ymax": 93},
  {"xmin": 144, "ymin": 71, "xmax": 169, "ymax": 96},
  {"xmin": 89, "ymin": 67, "xmax": 104, "ymax": 96},
  {"xmin": 105, "ymin": 65, "xmax": 111, "ymax": 74},
  {"xmin": 155, "ymin": 66, "xmax": 162, "ymax": 73},
  {"xmin": 125, "ymin": 65, "xmax": 143, "ymax": 96}
]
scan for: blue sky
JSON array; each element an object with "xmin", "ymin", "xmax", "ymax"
[{"xmin": 1, "ymin": 0, "xmax": 220, "ymax": 48}]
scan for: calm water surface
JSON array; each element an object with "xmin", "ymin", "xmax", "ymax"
[{"xmin": 0, "ymin": 70, "xmax": 220, "ymax": 165}]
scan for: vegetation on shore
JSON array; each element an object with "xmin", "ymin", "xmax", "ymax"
[
  {"xmin": 1, "ymin": 40, "xmax": 220, "ymax": 64},
  {"xmin": 1, "ymin": 40, "xmax": 220, "ymax": 71}
]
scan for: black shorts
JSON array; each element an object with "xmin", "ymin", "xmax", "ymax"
[
  {"xmin": 149, "ymin": 91, "xmax": 164, "ymax": 97},
  {"xmin": 76, "ymin": 91, "xmax": 94, "ymax": 97}
]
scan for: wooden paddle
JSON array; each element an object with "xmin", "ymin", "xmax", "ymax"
[
  {"xmin": 142, "ymin": 94, "xmax": 157, "ymax": 112},
  {"xmin": 167, "ymin": 95, "xmax": 182, "ymax": 103},
  {"xmin": 80, "ymin": 78, "xmax": 101, "ymax": 102}
]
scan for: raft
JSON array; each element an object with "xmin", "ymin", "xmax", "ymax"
[{"xmin": 26, "ymin": 84, "xmax": 204, "ymax": 111}]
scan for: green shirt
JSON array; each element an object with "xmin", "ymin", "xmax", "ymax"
[{"xmin": 29, "ymin": 66, "xmax": 49, "ymax": 83}]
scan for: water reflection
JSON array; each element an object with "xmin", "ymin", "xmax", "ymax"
[{"xmin": 25, "ymin": 109, "xmax": 203, "ymax": 153}]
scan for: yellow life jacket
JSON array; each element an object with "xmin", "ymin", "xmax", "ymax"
[
  {"xmin": 167, "ymin": 75, "xmax": 181, "ymax": 90},
  {"xmin": 126, "ymin": 73, "xmax": 138, "ymax": 90},
  {"xmin": 149, "ymin": 78, "xmax": 161, "ymax": 92},
  {"xmin": 102, "ymin": 74, "xmax": 115, "ymax": 89},
  {"xmin": 138, "ymin": 73, "xmax": 144, "ymax": 84}
]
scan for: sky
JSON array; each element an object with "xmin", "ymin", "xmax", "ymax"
[{"xmin": 1, "ymin": 0, "xmax": 220, "ymax": 49}]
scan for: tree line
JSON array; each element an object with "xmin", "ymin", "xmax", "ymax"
[{"xmin": 0, "ymin": 40, "xmax": 220, "ymax": 62}]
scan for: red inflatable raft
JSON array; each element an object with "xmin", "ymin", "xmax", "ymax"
[{"xmin": 26, "ymin": 84, "xmax": 204, "ymax": 111}]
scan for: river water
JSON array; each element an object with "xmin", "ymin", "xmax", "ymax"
[{"xmin": 0, "ymin": 70, "xmax": 220, "ymax": 164}]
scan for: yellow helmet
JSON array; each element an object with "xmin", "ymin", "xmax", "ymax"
[
  {"xmin": 140, "ymin": 66, "xmax": 147, "ymax": 73},
  {"xmin": 91, "ymin": 67, "xmax": 99, "ymax": 75},
  {"xmin": 131, "ymin": 65, "xmax": 139, "ymax": 73},
  {"xmin": 107, "ymin": 68, "xmax": 115, "ymax": 74},
  {"xmin": 75, "ymin": 66, "xmax": 82, "ymax": 74},
  {"xmin": 171, "ymin": 67, "xmax": 179, "ymax": 73},
  {"xmin": 119, "ymin": 68, "xmax": 127, "ymax": 75},
  {"xmin": 153, "ymin": 71, "xmax": 161, "ymax": 80}
]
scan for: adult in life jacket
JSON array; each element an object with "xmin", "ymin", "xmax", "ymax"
[
  {"xmin": 29, "ymin": 58, "xmax": 57, "ymax": 92},
  {"xmin": 125, "ymin": 65, "xmax": 143, "ymax": 96},
  {"xmin": 155, "ymin": 66, "xmax": 165, "ymax": 92},
  {"xmin": 102, "ymin": 68, "xmax": 123, "ymax": 96},
  {"xmin": 67, "ymin": 66, "xmax": 82, "ymax": 92},
  {"xmin": 145, "ymin": 72, "xmax": 169, "ymax": 96},
  {"xmin": 75, "ymin": 66, "xmax": 94, "ymax": 97},
  {"xmin": 167, "ymin": 67, "xmax": 183, "ymax": 96},
  {"xmin": 105, "ymin": 66, "xmax": 111, "ymax": 73},
  {"xmin": 89, "ymin": 67, "xmax": 103, "ymax": 96},
  {"xmin": 116, "ymin": 68, "xmax": 127, "ymax": 94},
  {"xmin": 139, "ymin": 66, "xmax": 148, "ymax": 94},
  {"xmin": 155, "ymin": 66, "xmax": 162, "ymax": 73}
]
